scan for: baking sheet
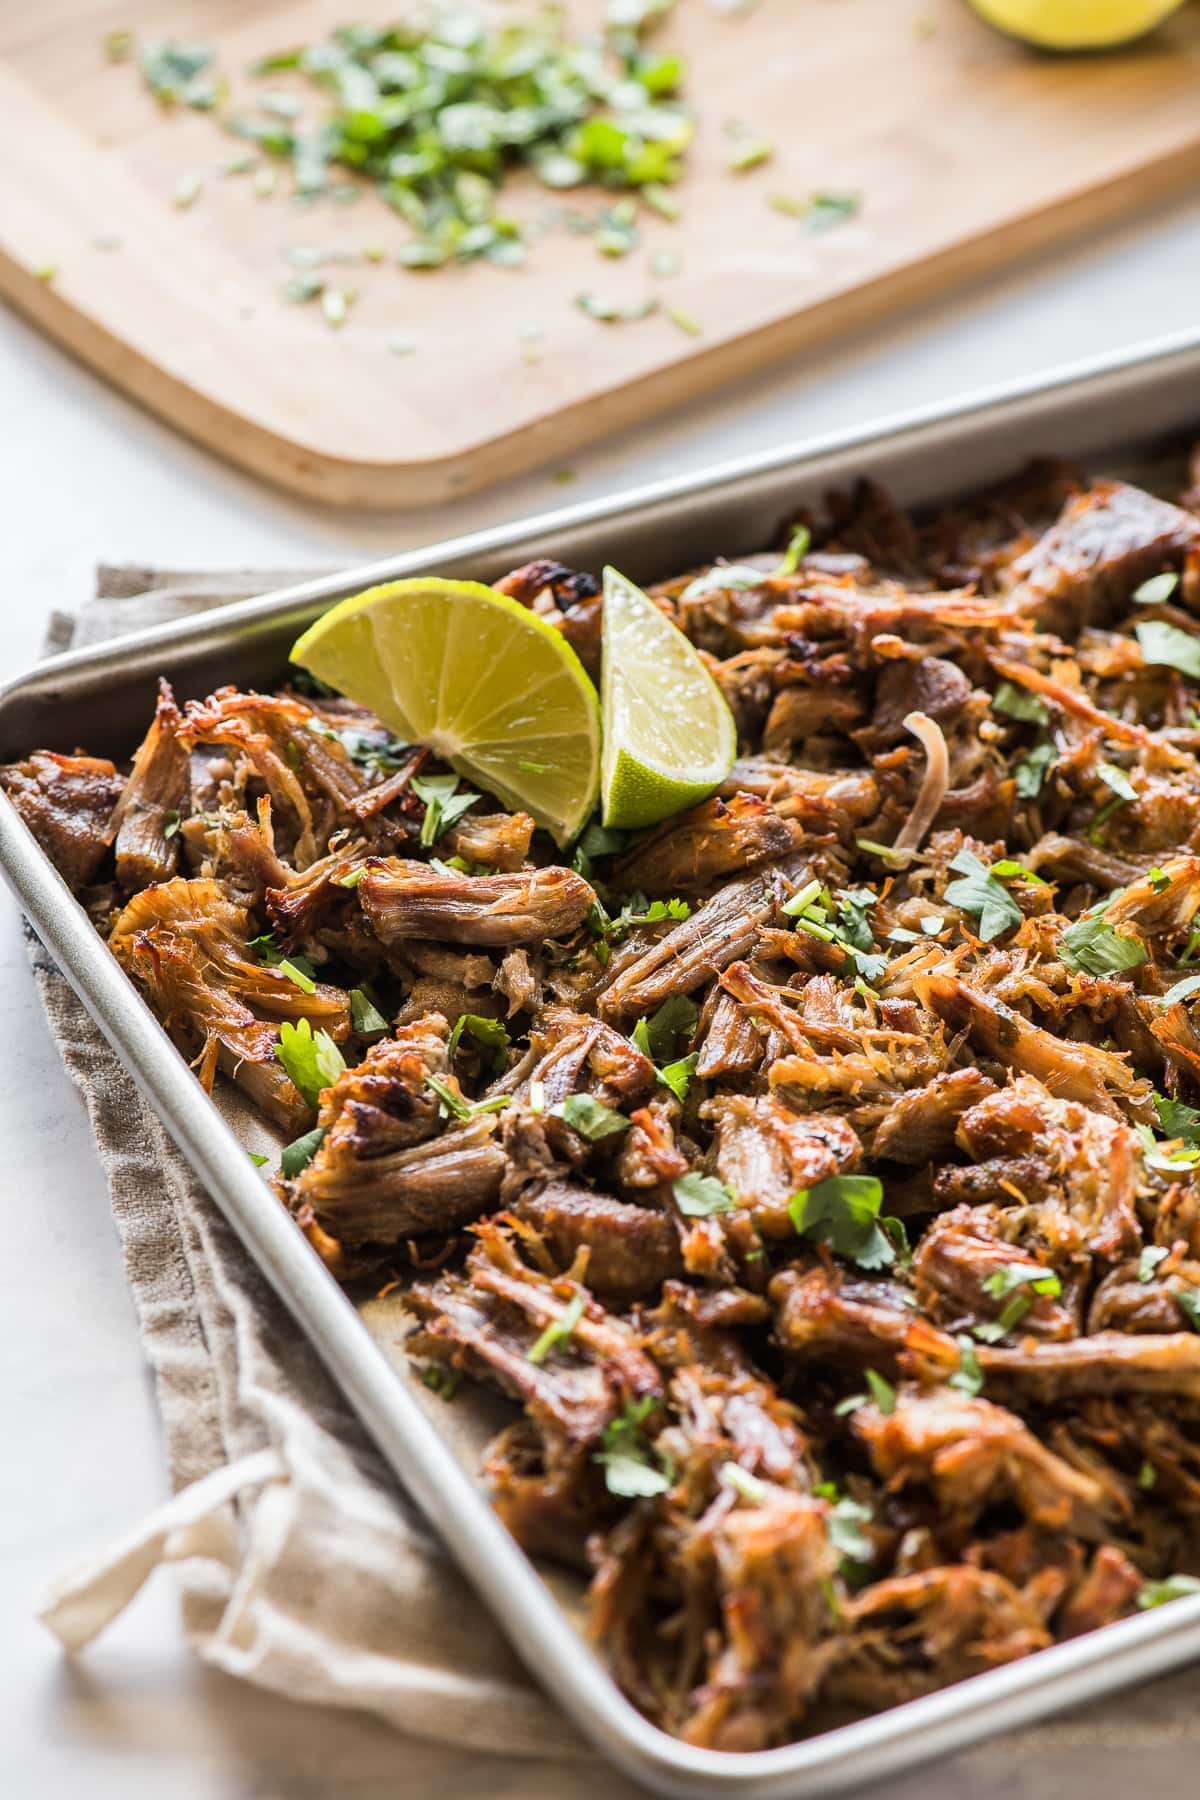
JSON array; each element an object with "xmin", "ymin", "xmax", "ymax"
[{"xmin": 6, "ymin": 329, "xmax": 1200, "ymax": 1797}]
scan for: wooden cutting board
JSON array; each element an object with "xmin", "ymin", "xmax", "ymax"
[{"xmin": 2, "ymin": 0, "xmax": 1200, "ymax": 510}]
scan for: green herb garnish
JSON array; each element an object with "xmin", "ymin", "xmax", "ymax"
[
  {"xmin": 280, "ymin": 1124, "xmax": 327, "ymax": 1177},
  {"xmin": 944, "ymin": 849, "xmax": 1024, "ymax": 943},
  {"xmin": 448, "ymin": 1012, "xmax": 511, "ymax": 1070},
  {"xmin": 412, "ymin": 772, "xmax": 480, "ymax": 846},
  {"xmin": 1137, "ymin": 619, "xmax": 1200, "ymax": 681},
  {"xmin": 1059, "ymin": 911, "xmax": 1148, "ymax": 977},
  {"xmin": 992, "ymin": 680, "xmax": 1049, "ymax": 725},
  {"xmin": 276, "ymin": 1020, "xmax": 346, "ymax": 1110},
  {"xmin": 788, "ymin": 1174, "xmax": 904, "ymax": 1271},
  {"xmin": 349, "ymin": 987, "xmax": 388, "ymax": 1037},
  {"xmin": 1137, "ymin": 1574, "xmax": 1200, "ymax": 1609},
  {"xmin": 1132, "ymin": 571, "xmax": 1180, "ymax": 606},
  {"xmin": 981, "ymin": 1263, "xmax": 1062, "ymax": 1301},
  {"xmin": 948, "ymin": 1334, "xmax": 984, "ymax": 1397},
  {"xmin": 527, "ymin": 1291, "xmax": 585, "ymax": 1365},
  {"xmin": 595, "ymin": 1396, "xmax": 672, "ymax": 1498},
  {"xmin": 673, "ymin": 1172, "xmax": 735, "ymax": 1217},
  {"xmin": 550, "ymin": 1093, "xmax": 631, "ymax": 1141}
]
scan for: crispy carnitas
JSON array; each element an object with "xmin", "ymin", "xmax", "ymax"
[{"xmin": 11, "ymin": 458, "xmax": 1200, "ymax": 1748}]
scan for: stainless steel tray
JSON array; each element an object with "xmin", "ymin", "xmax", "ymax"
[{"xmin": 7, "ymin": 328, "xmax": 1200, "ymax": 1798}]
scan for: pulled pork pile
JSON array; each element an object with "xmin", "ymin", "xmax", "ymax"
[{"xmin": 12, "ymin": 459, "xmax": 1200, "ymax": 1749}]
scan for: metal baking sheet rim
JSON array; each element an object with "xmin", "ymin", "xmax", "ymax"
[{"xmin": 5, "ymin": 328, "xmax": 1200, "ymax": 1798}]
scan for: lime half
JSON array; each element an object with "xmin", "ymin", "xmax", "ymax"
[
  {"xmin": 600, "ymin": 566, "xmax": 737, "ymax": 830},
  {"xmin": 966, "ymin": 0, "xmax": 1184, "ymax": 48},
  {"xmin": 290, "ymin": 578, "xmax": 601, "ymax": 845}
]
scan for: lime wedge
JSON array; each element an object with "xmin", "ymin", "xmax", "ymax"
[
  {"xmin": 966, "ymin": 0, "xmax": 1183, "ymax": 48},
  {"xmin": 290, "ymin": 578, "xmax": 600, "ymax": 845},
  {"xmin": 600, "ymin": 566, "xmax": 737, "ymax": 830}
]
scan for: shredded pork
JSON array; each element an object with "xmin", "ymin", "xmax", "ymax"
[{"xmin": 9, "ymin": 455, "xmax": 1200, "ymax": 1748}]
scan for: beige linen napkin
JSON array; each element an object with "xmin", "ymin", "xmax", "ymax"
[{"xmin": 27, "ymin": 571, "xmax": 1200, "ymax": 1798}]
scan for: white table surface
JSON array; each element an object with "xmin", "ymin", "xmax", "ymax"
[{"xmin": 5, "ymin": 197, "xmax": 1200, "ymax": 1800}]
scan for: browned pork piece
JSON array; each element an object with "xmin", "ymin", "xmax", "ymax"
[
  {"xmin": 827, "ymin": 1567, "xmax": 1052, "ymax": 1711},
  {"xmin": 358, "ymin": 858, "xmax": 595, "ymax": 947},
  {"xmin": 597, "ymin": 867, "xmax": 791, "ymax": 1022},
  {"xmin": 612, "ymin": 794, "xmax": 802, "ymax": 896},
  {"xmin": 1008, "ymin": 478, "xmax": 1200, "ymax": 632},
  {"xmin": 706, "ymin": 1094, "xmax": 862, "ymax": 1236},
  {"xmin": 291, "ymin": 1013, "xmax": 508, "ymax": 1243},
  {"xmin": 110, "ymin": 877, "xmax": 349, "ymax": 1131},
  {"xmin": 853, "ymin": 1385, "xmax": 1116, "ymax": 1539},
  {"xmin": 0, "ymin": 749, "xmax": 122, "ymax": 888},
  {"xmin": 105, "ymin": 680, "xmax": 189, "ymax": 890},
  {"xmin": 512, "ymin": 1181, "xmax": 684, "ymax": 1299}
]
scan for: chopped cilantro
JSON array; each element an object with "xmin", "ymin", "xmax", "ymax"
[
  {"xmin": 422, "ymin": 1364, "xmax": 461, "ymax": 1401},
  {"xmin": 992, "ymin": 680, "xmax": 1049, "ymax": 725},
  {"xmin": 527, "ymin": 1291, "xmax": 585, "ymax": 1365},
  {"xmin": 944, "ymin": 849, "xmax": 1024, "ymax": 943},
  {"xmin": 280, "ymin": 1124, "xmax": 326, "ymax": 1177},
  {"xmin": 595, "ymin": 1397, "xmax": 672, "ymax": 1498},
  {"xmin": 412, "ymin": 772, "xmax": 480, "ymax": 846},
  {"xmin": 275, "ymin": 1019, "xmax": 345, "ymax": 1109},
  {"xmin": 1014, "ymin": 741, "xmax": 1055, "ymax": 799},
  {"xmin": 632, "ymin": 992, "xmax": 699, "ymax": 1062},
  {"xmin": 673, "ymin": 1172, "xmax": 735, "ymax": 1217},
  {"xmin": 162, "ymin": 808, "xmax": 182, "ymax": 838},
  {"xmin": 425, "ymin": 1072, "xmax": 509, "ymax": 1123},
  {"xmin": 1132, "ymin": 571, "xmax": 1180, "ymax": 606},
  {"xmin": 1138, "ymin": 1459, "xmax": 1158, "ymax": 1490},
  {"xmin": 1175, "ymin": 1287, "xmax": 1200, "ymax": 1333},
  {"xmin": 550, "ymin": 1093, "xmax": 630, "ymax": 1141},
  {"xmin": 349, "ymin": 987, "xmax": 388, "ymax": 1037},
  {"xmin": 1155, "ymin": 1094, "xmax": 1200, "ymax": 1143},
  {"xmin": 657, "ymin": 1051, "xmax": 698, "ymax": 1103},
  {"xmin": 1137, "ymin": 1574, "xmax": 1200, "ymax": 1609},
  {"xmin": 1060, "ymin": 912, "xmax": 1148, "ymax": 977},
  {"xmin": 679, "ymin": 564, "xmax": 763, "ymax": 600},
  {"xmin": 720, "ymin": 1463, "xmax": 768, "ymax": 1503},
  {"xmin": 972, "ymin": 1291, "xmax": 1032, "ymax": 1344},
  {"xmin": 448, "ymin": 1012, "xmax": 511, "ymax": 1070},
  {"xmin": 788, "ymin": 1174, "xmax": 904, "ymax": 1271},
  {"xmin": 1137, "ymin": 619, "xmax": 1200, "ymax": 681},
  {"xmin": 1139, "ymin": 1244, "xmax": 1170, "ymax": 1282},
  {"xmin": 826, "ymin": 1494, "xmax": 873, "ymax": 1563},
  {"xmin": 948, "ymin": 1334, "xmax": 984, "ymax": 1397},
  {"xmin": 981, "ymin": 1263, "xmax": 1062, "ymax": 1301}
]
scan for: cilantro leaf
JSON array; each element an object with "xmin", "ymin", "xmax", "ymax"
[
  {"xmin": 1060, "ymin": 913, "xmax": 1148, "ymax": 977},
  {"xmin": 1014, "ymin": 741, "xmax": 1055, "ymax": 799},
  {"xmin": 944, "ymin": 849, "xmax": 1023, "ymax": 942},
  {"xmin": 981, "ymin": 1262, "xmax": 1062, "ymax": 1301},
  {"xmin": 1133, "ymin": 571, "xmax": 1181, "ymax": 606},
  {"xmin": 673, "ymin": 1173, "xmax": 735, "ymax": 1217},
  {"xmin": 595, "ymin": 1397, "xmax": 672, "ymax": 1498},
  {"xmin": 1155, "ymin": 1094, "xmax": 1200, "ymax": 1144},
  {"xmin": 1138, "ymin": 1574, "xmax": 1200, "ymax": 1609},
  {"xmin": 657, "ymin": 1052, "xmax": 698, "ymax": 1103},
  {"xmin": 275, "ymin": 1019, "xmax": 346, "ymax": 1110},
  {"xmin": 527, "ymin": 1292, "xmax": 585, "ymax": 1365},
  {"xmin": 349, "ymin": 987, "xmax": 388, "ymax": 1036},
  {"xmin": 788, "ymin": 1174, "xmax": 901, "ymax": 1270},
  {"xmin": 280, "ymin": 1124, "xmax": 326, "ymax": 1177},
  {"xmin": 412, "ymin": 772, "xmax": 480, "ymax": 846},
  {"xmin": 448, "ymin": 1012, "xmax": 511, "ymax": 1071},
  {"xmin": 972, "ymin": 1291, "xmax": 1032, "ymax": 1343},
  {"xmin": 992, "ymin": 679, "xmax": 1049, "ymax": 724},
  {"xmin": 550, "ymin": 1093, "xmax": 630, "ymax": 1141},
  {"xmin": 826, "ymin": 1495, "xmax": 873, "ymax": 1563},
  {"xmin": 1175, "ymin": 1287, "xmax": 1200, "ymax": 1333},
  {"xmin": 947, "ymin": 1334, "xmax": 984, "ymax": 1397},
  {"xmin": 1137, "ymin": 619, "xmax": 1200, "ymax": 681},
  {"xmin": 1139, "ymin": 1244, "xmax": 1170, "ymax": 1282},
  {"xmin": 634, "ymin": 993, "xmax": 699, "ymax": 1062}
]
